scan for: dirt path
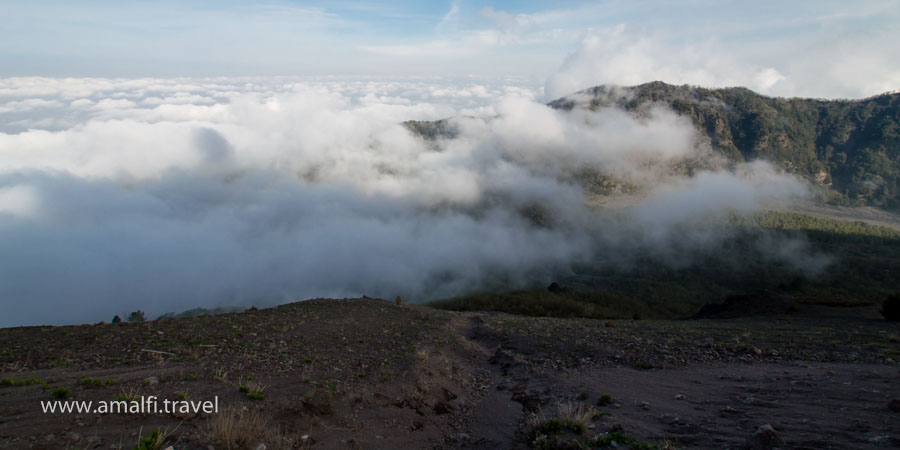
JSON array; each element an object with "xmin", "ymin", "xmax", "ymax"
[{"xmin": 450, "ymin": 314, "xmax": 526, "ymax": 449}]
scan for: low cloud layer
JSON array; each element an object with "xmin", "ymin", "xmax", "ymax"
[{"xmin": 0, "ymin": 77, "xmax": 810, "ymax": 327}]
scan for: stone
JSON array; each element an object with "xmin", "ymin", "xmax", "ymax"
[{"xmin": 745, "ymin": 423, "xmax": 786, "ymax": 450}]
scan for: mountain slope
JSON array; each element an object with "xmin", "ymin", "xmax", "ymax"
[{"xmin": 549, "ymin": 82, "xmax": 900, "ymax": 209}]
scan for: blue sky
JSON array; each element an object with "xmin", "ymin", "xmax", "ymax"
[{"xmin": 0, "ymin": 1, "xmax": 898, "ymax": 97}]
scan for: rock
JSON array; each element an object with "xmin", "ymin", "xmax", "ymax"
[
  {"xmin": 888, "ymin": 398, "xmax": 900, "ymax": 412},
  {"xmin": 254, "ymin": 444, "xmax": 266, "ymax": 450},
  {"xmin": 640, "ymin": 401, "xmax": 650, "ymax": 410},
  {"xmin": 604, "ymin": 320, "xmax": 616, "ymax": 328},
  {"xmin": 143, "ymin": 376, "xmax": 159, "ymax": 385},
  {"xmin": 674, "ymin": 394, "xmax": 685, "ymax": 400},
  {"xmin": 67, "ymin": 432, "xmax": 81, "ymax": 442},
  {"xmin": 745, "ymin": 423, "xmax": 786, "ymax": 450}
]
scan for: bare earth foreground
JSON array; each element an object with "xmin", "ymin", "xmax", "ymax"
[{"xmin": 1, "ymin": 298, "xmax": 899, "ymax": 449}]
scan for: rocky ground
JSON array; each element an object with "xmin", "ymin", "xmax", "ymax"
[{"xmin": 1, "ymin": 298, "xmax": 899, "ymax": 449}]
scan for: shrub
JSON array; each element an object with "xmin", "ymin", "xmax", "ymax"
[
  {"xmin": 128, "ymin": 310, "xmax": 146, "ymax": 322},
  {"xmin": 135, "ymin": 429, "xmax": 162, "ymax": 450},
  {"xmin": 597, "ymin": 393, "xmax": 613, "ymax": 406},
  {"xmin": 239, "ymin": 381, "xmax": 266, "ymax": 400},
  {"xmin": 51, "ymin": 387, "xmax": 71, "ymax": 399}
]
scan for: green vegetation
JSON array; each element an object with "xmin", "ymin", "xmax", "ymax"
[
  {"xmin": 1, "ymin": 376, "xmax": 44, "ymax": 387},
  {"xmin": 78, "ymin": 377, "xmax": 116, "ymax": 388},
  {"xmin": 587, "ymin": 431, "xmax": 658, "ymax": 450},
  {"xmin": 239, "ymin": 382, "xmax": 266, "ymax": 400},
  {"xmin": 741, "ymin": 211, "xmax": 900, "ymax": 239},
  {"xmin": 134, "ymin": 429, "xmax": 166, "ymax": 450},
  {"xmin": 51, "ymin": 386, "xmax": 70, "ymax": 399},
  {"xmin": 432, "ymin": 211, "xmax": 900, "ymax": 320},
  {"xmin": 597, "ymin": 393, "xmax": 613, "ymax": 406},
  {"xmin": 431, "ymin": 290, "xmax": 655, "ymax": 320}
]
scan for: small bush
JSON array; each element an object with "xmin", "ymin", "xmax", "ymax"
[
  {"xmin": 239, "ymin": 381, "xmax": 266, "ymax": 400},
  {"xmin": 534, "ymin": 419, "xmax": 563, "ymax": 437},
  {"xmin": 597, "ymin": 393, "xmax": 613, "ymax": 406},
  {"xmin": 128, "ymin": 310, "xmax": 146, "ymax": 322},
  {"xmin": 51, "ymin": 386, "xmax": 71, "ymax": 399},
  {"xmin": 882, "ymin": 294, "xmax": 900, "ymax": 321},
  {"xmin": 135, "ymin": 429, "xmax": 162, "ymax": 450}
]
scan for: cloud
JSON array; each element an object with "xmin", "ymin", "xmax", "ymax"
[
  {"xmin": 0, "ymin": 76, "xmax": 812, "ymax": 327},
  {"xmin": 546, "ymin": 22, "xmax": 900, "ymax": 99}
]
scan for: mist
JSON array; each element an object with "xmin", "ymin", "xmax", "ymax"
[{"xmin": 0, "ymin": 77, "xmax": 814, "ymax": 327}]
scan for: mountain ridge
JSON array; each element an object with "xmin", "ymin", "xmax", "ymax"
[
  {"xmin": 550, "ymin": 81, "xmax": 900, "ymax": 209},
  {"xmin": 407, "ymin": 81, "xmax": 900, "ymax": 210}
]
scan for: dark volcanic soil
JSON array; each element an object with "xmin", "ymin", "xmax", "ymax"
[{"xmin": 1, "ymin": 298, "xmax": 899, "ymax": 449}]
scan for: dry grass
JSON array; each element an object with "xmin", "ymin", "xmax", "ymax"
[
  {"xmin": 557, "ymin": 401, "xmax": 599, "ymax": 428},
  {"xmin": 523, "ymin": 409, "xmax": 548, "ymax": 432},
  {"xmin": 212, "ymin": 366, "xmax": 229, "ymax": 383},
  {"xmin": 206, "ymin": 407, "xmax": 268, "ymax": 450},
  {"xmin": 238, "ymin": 379, "xmax": 268, "ymax": 400}
]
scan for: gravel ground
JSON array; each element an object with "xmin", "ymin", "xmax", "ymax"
[{"xmin": 1, "ymin": 298, "xmax": 898, "ymax": 449}]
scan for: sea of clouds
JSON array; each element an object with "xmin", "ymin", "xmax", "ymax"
[{"xmin": 0, "ymin": 76, "xmax": 811, "ymax": 326}]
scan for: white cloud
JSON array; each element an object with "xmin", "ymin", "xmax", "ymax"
[
  {"xmin": 0, "ymin": 76, "xmax": 811, "ymax": 326},
  {"xmin": 546, "ymin": 22, "xmax": 900, "ymax": 99}
]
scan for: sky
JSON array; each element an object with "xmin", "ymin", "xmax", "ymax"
[{"xmin": 1, "ymin": 0, "xmax": 898, "ymax": 98}]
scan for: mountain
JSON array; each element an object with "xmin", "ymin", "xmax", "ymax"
[
  {"xmin": 548, "ymin": 82, "xmax": 900, "ymax": 209},
  {"xmin": 407, "ymin": 82, "xmax": 900, "ymax": 209}
]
